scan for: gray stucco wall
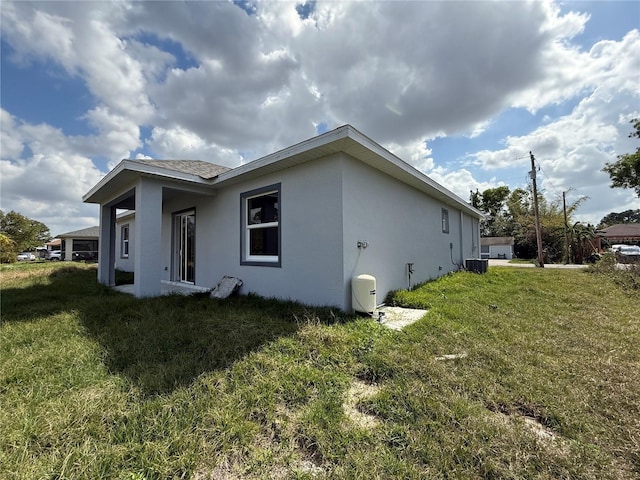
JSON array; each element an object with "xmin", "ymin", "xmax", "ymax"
[
  {"xmin": 340, "ymin": 155, "xmax": 479, "ymax": 310},
  {"xmin": 139, "ymin": 151, "xmax": 479, "ymax": 310},
  {"xmin": 115, "ymin": 215, "xmax": 135, "ymax": 272},
  {"xmin": 160, "ymin": 154, "xmax": 347, "ymax": 308}
]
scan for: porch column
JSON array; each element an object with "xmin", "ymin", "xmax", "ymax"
[
  {"xmin": 98, "ymin": 204, "xmax": 116, "ymax": 285},
  {"xmin": 64, "ymin": 238, "xmax": 74, "ymax": 261},
  {"xmin": 134, "ymin": 178, "xmax": 163, "ymax": 297}
]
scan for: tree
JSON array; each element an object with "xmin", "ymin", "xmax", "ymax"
[
  {"xmin": 471, "ymin": 186, "xmax": 588, "ymax": 262},
  {"xmin": 470, "ymin": 186, "xmax": 511, "ymax": 237},
  {"xmin": 603, "ymin": 118, "xmax": 640, "ymax": 197},
  {"xmin": 504, "ymin": 189, "xmax": 587, "ymax": 262},
  {"xmin": 568, "ymin": 222, "xmax": 597, "ymax": 264},
  {"xmin": 0, "ymin": 232, "xmax": 17, "ymax": 263},
  {"xmin": 0, "ymin": 210, "xmax": 51, "ymax": 255},
  {"xmin": 597, "ymin": 209, "xmax": 640, "ymax": 229}
]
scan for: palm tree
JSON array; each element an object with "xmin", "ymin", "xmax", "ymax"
[{"xmin": 568, "ymin": 222, "xmax": 597, "ymax": 264}]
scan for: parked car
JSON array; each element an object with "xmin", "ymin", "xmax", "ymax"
[
  {"xmin": 73, "ymin": 251, "xmax": 94, "ymax": 261},
  {"xmin": 48, "ymin": 250, "xmax": 62, "ymax": 261},
  {"xmin": 17, "ymin": 252, "xmax": 36, "ymax": 261},
  {"xmin": 611, "ymin": 244, "xmax": 640, "ymax": 263}
]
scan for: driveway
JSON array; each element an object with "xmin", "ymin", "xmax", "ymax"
[{"xmin": 488, "ymin": 259, "xmax": 589, "ymax": 269}]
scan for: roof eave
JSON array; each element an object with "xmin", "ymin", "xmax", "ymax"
[
  {"xmin": 83, "ymin": 160, "xmax": 217, "ymax": 204},
  {"xmin": 213, "ymin": 125, "xmax": 483, "ymax": 219}
]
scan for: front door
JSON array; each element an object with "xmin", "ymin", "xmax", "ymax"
[{"xmin": 175, "ymin": 210, "xmax": 195, "ymax": 283}]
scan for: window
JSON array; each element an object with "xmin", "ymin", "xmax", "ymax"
[
  {"xmin": 121, "ymin": 224, "xmax": 129, "ymax": 258},
  {"xmin": 174, "ymin": 210, "xmax": 195, "ymax": 283},
  {"xmin": 241, "ymin": 184, "xmax": 281, "ymax": 266},
  {"xmin": 441, "ymin": 208, "xmax": 449, "ymax": 234}
]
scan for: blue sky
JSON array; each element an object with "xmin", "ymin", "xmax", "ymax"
[{"xmin": 1, "ymin": 0, "xmax": 638, "ymax": 236}]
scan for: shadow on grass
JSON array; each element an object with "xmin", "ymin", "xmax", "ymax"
[{"xmin": 2, "ymin": 265, "xmax": 345, "ymax": 396}]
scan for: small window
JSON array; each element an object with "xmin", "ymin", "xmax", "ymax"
[
  {"xmin": 441, "ymin": 208, "xmax": 449, "ymax": 234},
  {"xmin": 121, "ymin": 224, "xmax": 129, "ymax": 258},
  {"xmin": 241, "ymin": 184, "xmax": 281, "ymax": 266}
]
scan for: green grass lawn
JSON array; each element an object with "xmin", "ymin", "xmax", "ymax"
[{"xmin": 1, "ymin": 263, "xmax": 638, "ymax": 479}]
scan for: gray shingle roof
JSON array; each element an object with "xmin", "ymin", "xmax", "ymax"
[
  {"xmin": 131, "ymin": 159, "xmax": 232, "ymax": 179},
  {"xmin": 480, "ymin": 236, "xmax": 515, "ymax": 246},
  {"xmin": 598, "ymin": 223, "xmax": 640, "ymax": 238},
  {"xmin": 57, "ymin": 226, "xmax": 100, "ymax": 238}
]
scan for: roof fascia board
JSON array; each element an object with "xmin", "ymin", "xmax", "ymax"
[
  {"xmin": 213, "ymin": 124, "xmax": 483, "ymax": 219},
  {"xmin": 116, "ymin": 210, "xmax": 135, "ymax": 220},
  {"xmin": 83, "ymin": 160, "xmax": 217, "ymax": 204},
  {"xmin": 83, "ymin": 161, "xmax": 127, "ymax": 203}
]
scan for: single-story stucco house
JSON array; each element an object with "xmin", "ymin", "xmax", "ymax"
[
  {"xmin": 83, "ymin": 125, "xmax": 483, "ymax": 311},
  {"xmin": 596, "ymin": 223, "xmax": 640, "ymax": 249},
  {"xmin": 56, "ymin": 226, "xmax": 100, "ymax": 261},
  {"xmin": 480, "ymin": 236, "xmax": 515, "ymax": 259}
]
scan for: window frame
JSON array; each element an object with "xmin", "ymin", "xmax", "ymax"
[
  {"xmin": 240, "ymin": 183, "xmax": 281, "ymax": 267},
  {"xmin": 441, "ymin": 208, "xmax": 450, "ymax": 234},
  {"xmin": 120, "ymin": 224, "xmax": 129, "ymax": 258}
]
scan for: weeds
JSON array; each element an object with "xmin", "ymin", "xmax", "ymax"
[
  {"xmin": 586, "ymin": 251, "xmax": 640, "ymax": 291},
  {"xmin": 1, "ymin": 263, "xmax": 638, "ymax": 479}
]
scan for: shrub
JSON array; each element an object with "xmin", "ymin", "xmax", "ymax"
[{"xmin": 587, "ymin": 252, "xmax": 639, "ymax": 291}]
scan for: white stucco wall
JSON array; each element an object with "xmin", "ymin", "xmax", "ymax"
[{"xmin": 340, "ymin": 155, "xmax": 479, "ymax": 309}]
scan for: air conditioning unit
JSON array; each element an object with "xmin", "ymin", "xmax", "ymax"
[{"xmin": 465, "ymin": 258, "xmax": 488, "ymax": 274}]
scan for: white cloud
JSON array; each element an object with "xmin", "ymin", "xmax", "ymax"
[
  {"xmin": 1, "ymin": 0, "xmax": 638, "ymax": 234},
  {"xmin": 146, "ymin": 126, "xmax": 243, "ymax": 167},
  {"xmin": 470, "ymin": 28, "xmax": 640, "ymax": 224},
  {"xmin": 0, "ymin": 110, "xmax": 105, "ymax": 235},
  {"xmin": 386, "ymin": 140, "xmax": 434, "ymax": 173},
  {"xmin": 1, "ymin": 1, "xmax": 155, "ymax": 122},
  {"xmin": 427, "ymin": 167, "xmax": 504, "ymax": 202}
]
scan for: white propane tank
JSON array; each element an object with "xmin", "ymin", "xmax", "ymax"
[{"xmin": 352, "ymin": 274, "xmax": 376, "ymax": 314}]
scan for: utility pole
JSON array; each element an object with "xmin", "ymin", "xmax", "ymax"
[
  {"xmin": 563, "ymin": 191, "xmax": 570, "ymax": 264},
  {"xmin": 530, "ymin": 151, "xmax": 544, "ymax": 267}
]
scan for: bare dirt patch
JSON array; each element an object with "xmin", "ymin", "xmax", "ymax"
[{"xmin": 343, "ymin": 379, "xmax": 381, "ymax": 429}]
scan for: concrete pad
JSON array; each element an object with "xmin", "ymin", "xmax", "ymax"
[
  {"xmin": 488, "ymin": 259, "xmax": 588, "ymax": 269},
  {"xmin": 113, "ymin": 281, "xmax": 210, "ymax": 296},
  {"xmin": 377, "ymin": 306, "xmax": 428, "ymax": 330},
  {"xmin": 435, "ymin": 353, "xmax": 468, "ymax": 361}
]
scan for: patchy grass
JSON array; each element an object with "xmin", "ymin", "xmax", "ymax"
[{"xmin": 1, "ymin": 263, "xmax": 638, "ymax": 479}]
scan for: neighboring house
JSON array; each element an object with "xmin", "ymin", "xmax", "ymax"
[
  {"xmin": 83, "ymin": 125, "xmax": 483, "ymax": 311},
  {"xmin": 480, "ymin": 237, "xmax": 515, "ymax": 260},
  {"xmin": 45, "ymin": 238, "xmax": 61, "ymax": 251},
  {"xmin": 596, "ymin": 223, "xmax": 640, "ymax": 249},
  {"xmin": 56, "ymin": 226, "xmax": 100, "ymax": 261}
]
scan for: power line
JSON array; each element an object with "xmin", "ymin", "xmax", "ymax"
[{"xmin": 537, "ymin": 161, "xmax": 563, "ymax": 197}]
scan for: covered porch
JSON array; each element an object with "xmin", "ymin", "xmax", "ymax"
[{"xmin": 83, "ymin": 160, "xmax": 229, "ymax": 297}]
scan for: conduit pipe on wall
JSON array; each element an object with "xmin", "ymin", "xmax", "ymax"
[{"xmin": 460, "ymin": 210, "xmax": 464, "ymax": 265}]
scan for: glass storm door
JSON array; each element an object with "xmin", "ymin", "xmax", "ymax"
[{"xmin": 176, "ymin": 211, "xmax": 195, "ymax": 283}]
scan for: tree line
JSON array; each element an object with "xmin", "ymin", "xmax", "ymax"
[
  {"xmin": 471, "ymin": 185, "xmax": 639, "ymax": 263},
  {"xmin": 0, "ymin": 210, "xmax": 51, "ymax": 263},
  {"xmin": 471, "ymin": 118, "xmax": 639, "ymax": 263}
]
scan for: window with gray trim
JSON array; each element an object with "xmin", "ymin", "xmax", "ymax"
[
  {"xmin": 121, "ymin": 224, "xmax": 129, "ymax": 258},
  {"xmin": 241, "ymin": 184, "xmax": 281, "ymax": 266},
  {"xmin": 441, "ymin": 208, "xmax": 449, "ymax": 234}
]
